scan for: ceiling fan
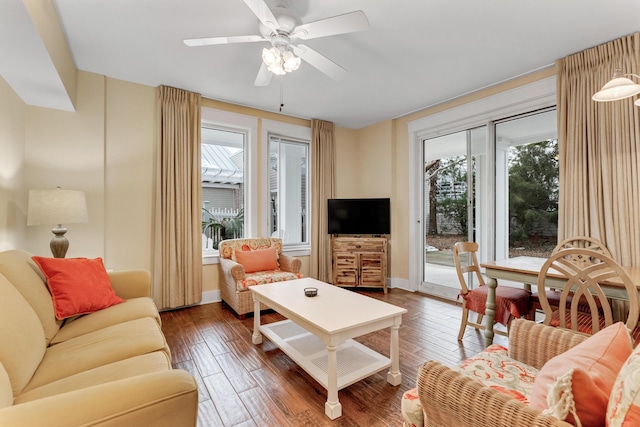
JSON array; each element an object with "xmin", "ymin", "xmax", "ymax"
[{"xmin": 183, "ymin": 0, "xmax": 369, "ymax": 86}]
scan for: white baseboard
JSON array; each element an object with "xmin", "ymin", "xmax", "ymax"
[
  {"xmin": 388, "ymin": 277, "xmax": 414, "ymax": 292},
  {"xmin": 200, "ymin": 290, "xmax": 221, "ymax": 305}
]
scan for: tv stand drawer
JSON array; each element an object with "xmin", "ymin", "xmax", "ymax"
[{"xmin": 332, "ymin": 238, "xmax": 385, "ymax": 253}]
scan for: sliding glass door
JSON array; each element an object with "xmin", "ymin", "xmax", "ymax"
[
  {"xmin": 419, "ymin": 126, "xmax": 487, "ymax": 299},
  {"xmin": 417, "ymin": 108, "xmax": 558, "ymax": 301},
  {"xmin": 495, "ymin": 108, "xmax": 558, "ymax": 260}
]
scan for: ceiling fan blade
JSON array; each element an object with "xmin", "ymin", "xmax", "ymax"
[
  {"xmin": 242, "ymin": 0, "xmax": 279, "ymax": 32},
  {"xmin": 291, "ymin": 11, "xmax": 369, "ymax": 40},
  {"xmin": 183, "ymin": 35, "xmax": 265, "ymax": 47},
  {"xmin": 254, "ymin": 62, "xmax": 273, "ymax": 86},
  {"xmin": 292, "ymin": 44, "xmax": 348, "ymax": 81}
]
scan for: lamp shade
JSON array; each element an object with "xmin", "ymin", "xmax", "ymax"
[
  {"xmin": 27, "ymin": 188, "xmax": 88, "ymax": 226},
  {"xmin": 592, "ymin": 70, "xmax": 640, "ymax": 102}
]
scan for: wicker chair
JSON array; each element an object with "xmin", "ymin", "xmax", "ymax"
[
  {"xmin": 529, "ymin": 236, "xmax": 611, "ymax": 316},
  {"xmin": 404, "ymin": 319, "xmax": 586, "ymax": 427},
  {"xmin": 218, "ymin": 237, "xmax": 302, "ymax": 318},
  {"xmin": 454, "ymin": 241, "xmax": 531, "ymax": 340}
]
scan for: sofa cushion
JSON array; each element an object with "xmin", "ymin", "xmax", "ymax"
[
  {"xmin": 530, "ymin": 322, "xmax": 632, "ymax": 427},
  {"xmin": 0, "ymin": 273, "xmax": 46, "ymax": 396},
  {"xmin": 237, "ymin": 270, "xmax": 303, "ymax": 290},
  {"xmin": 454, "ymin": 344, "xmax": 539, "ymax": 404},
  {"xmin": 607, "ymin": 343, "xmax": 640, "ymax": 426},
  {"xmin": 50, "ymin": 297, "xmax": 161, "ymax": 345},
  {"xmin": 23, "ymin": 317, "xmax": 169, "ymax": 392},
  {"xmin": 0, "ymin": 250, "xmax": 62, "ymax": 345},
  {"xmin": 0, "ymin": 362, "xmax": 12, "ymax": 409},
  {"xmin": 15, "ymin": 352, "xmax": 171, "ymax": 404},
  {"xmin": 32, "ymin": 256, "xmax": 125, "ymax": 320},
  {"xmin": 235, "ymin": 247, "xmax": 279, "ymax": 273}
]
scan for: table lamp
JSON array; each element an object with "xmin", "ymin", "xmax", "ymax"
[{"xmin": 27, "ymin": 187, "xmax": 88, "ymax": 258}]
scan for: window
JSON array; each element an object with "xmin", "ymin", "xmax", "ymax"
[
  {"xmin": 201, "ymin": 126, "xmax": 246, "ymax": 252},
  {"xmin": 261, "ymin": 119, "xmax": 311, "ymax": 252},
  {"xmin": 201, "ymin": 108, "xmax": 258, "ymax": 261},
  {"xmin": 268, "ymin": 134, "xmax": 309, "ymax": 245},
  {"xmin": 200, "ymin": 109, "xmax": 310, "ymax": 261}
]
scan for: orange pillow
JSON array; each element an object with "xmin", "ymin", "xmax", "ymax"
[
  {"xmin": 235, "ymin": 247, "xmax": 279, "ymax": 273},
  {"xmin": 530, "ymin": 322, "xmax": 633, "ymax": 426},
  {"xmin": 32, "ymin": 256, "xmax": 125, "ymax": 320}
]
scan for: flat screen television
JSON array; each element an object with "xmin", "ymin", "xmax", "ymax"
[{"xmin": 327, "ymin": 198, "xmax": 390, "ymax": 235}]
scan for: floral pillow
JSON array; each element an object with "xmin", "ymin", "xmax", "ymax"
[{"xmin": 607, "ymin": 344, "xmax": 640, "ymax": 426}]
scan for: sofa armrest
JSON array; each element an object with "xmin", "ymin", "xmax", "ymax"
[
  {"xmin": 416, "ymin": 360, "xmax": 572, "ymax": 427},
  {"xmin": 0, "ymin": 370, "xmax": 197, "ymax": 427},
  {"xmin": 279, "ymin": 254, "xmax": 301, "ymax": 274},
  {"xmin": 108, "ymin": 270, "xmax": 152, "ymax": 299},
  {"xmin": 507, "ymin": 319, "xmax": 589, "ymax": 369}
]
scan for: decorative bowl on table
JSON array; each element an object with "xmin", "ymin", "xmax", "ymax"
[{"xmin": 304, "ymin": 287, "xmax": 318, "ymax": 297}]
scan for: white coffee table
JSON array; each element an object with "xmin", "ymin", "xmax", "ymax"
[{"xmin": 250, "ymin": 277, "xmax": 407, "ymax": 419}]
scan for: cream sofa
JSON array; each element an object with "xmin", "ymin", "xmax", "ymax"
[{"xmin": 0, "ymin": 249, "xmax": 198, "ymax": 427}]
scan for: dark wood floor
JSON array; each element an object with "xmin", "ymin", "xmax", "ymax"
[{"xmin": 160, "ymin": 288, "xmax": 508, "ymax": 427}]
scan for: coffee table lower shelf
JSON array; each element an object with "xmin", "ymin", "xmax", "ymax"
[{"xmin": 260, "ymin": 319, "xmax": 390, "ymax": 391}]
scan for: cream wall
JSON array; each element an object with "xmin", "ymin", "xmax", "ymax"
[
  {"xmin": 0, "ymin": 77, "xmax": 27, "ymax": 251},
  {"xmin": 25, "ymin": 72, "xmax": 106, "ymax": 259},
  {"xmin": 104, "ymin": 78, "xmax": 156, "ymax": 271}
]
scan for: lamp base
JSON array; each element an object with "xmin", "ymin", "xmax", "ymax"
[{"xmin": 50, "ymin": 225, "xmax": 69, "ymax": 258}]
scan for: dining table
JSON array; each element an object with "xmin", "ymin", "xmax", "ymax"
[{"xmin": 480, "ymin": 256, "xmax": 640, "ymax": 347}]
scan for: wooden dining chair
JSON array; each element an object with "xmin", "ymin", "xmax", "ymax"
[
  {"xmin": 453, "ymin": 241, "xmax": 531, "ymax": 341},
  {"xmin": 536, "ymin": 248, "xmax": 640, "ymax": 338},
  {"xmin": 529, "ymin": 236, "xmax": 612, "ymax": 317}
]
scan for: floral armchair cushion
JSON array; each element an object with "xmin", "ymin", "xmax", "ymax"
[
  {"xmin": 401, "ymin": 344, "xmax": 539, "ymax": 427},
  {"xmin": 219, "ymin": 238, "xmax": 302, "ymax": 291}
]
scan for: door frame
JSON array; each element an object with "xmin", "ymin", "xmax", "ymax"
[{"xmin": 407, "ymin": 76, "xmax": 556, "ymax": 294}]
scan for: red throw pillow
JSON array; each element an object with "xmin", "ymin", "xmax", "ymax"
[
  {"xmin": 235, "ymin": 247, "xmax": 279, "ymax": 273},
  {"xmin": 530, "ymin": 322, "xmax": 633, "ymax": 426},
  {"xmin": 32, "ymin": 256, "xmax": 125, "ymax": 320}
]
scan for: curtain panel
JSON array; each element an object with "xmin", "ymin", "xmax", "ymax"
[
  {"xmin": 557, "ymin": 32, "xmax": 640, "ymax": 266},
  {"xmin": 310, "ymin": 119, "xmax": 336, "ymax": 282},
  {"xmin": 153, "ymin": 85, "xmax": 203, "ymax": 309}
]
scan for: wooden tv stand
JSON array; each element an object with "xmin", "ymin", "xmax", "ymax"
[{"xmin": 331, "ymin": 236, "xmax": 387, "ymax": 293}]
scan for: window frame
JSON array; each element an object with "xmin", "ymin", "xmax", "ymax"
[
  {"xmin": 406, "ymin": 75, "xmax": 557, "ymax": 292},
  {"xmin": 261, "ymin": 119, "xmax": 311, "ymax": 256},
  {"xmin": 201, "ymin": 108, "xmax": 258, "ymax": 265}
]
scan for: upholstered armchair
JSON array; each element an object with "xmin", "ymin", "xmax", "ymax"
[{"xmin": 218, "ymin": 237, "xmax": 302, "ymax": 318}]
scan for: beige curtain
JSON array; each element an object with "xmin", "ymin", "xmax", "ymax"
[
  {"xmin": 153, "ymin": 86, "xmax": 203, "ymax": 309},
  {"xmin": 310, "ymin": 119, "xmax": 336, "ymax": 282},
  {"xmin": 557, "ymin": 32, "xmax": 640, "ymax": 267}
]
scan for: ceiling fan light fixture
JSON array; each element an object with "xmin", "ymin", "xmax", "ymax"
[
  {"xmin": 282, "ymin": 50, "xmax": 301, "ymax": 72},
  {"xmin": 593, "ymin": 69, "xmax": 640, "ymax": 102},
  {"xmin": 267, "ymin": 62, "xmax": 287, "ymax": 75},
  {"xmin": 262, "ymin": 47, "xmax": 280, "ymax": 66}
]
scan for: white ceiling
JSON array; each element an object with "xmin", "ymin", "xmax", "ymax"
[{"xmin": 7, "ymin": 0, "xmax": 640, "ymax": 129}]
